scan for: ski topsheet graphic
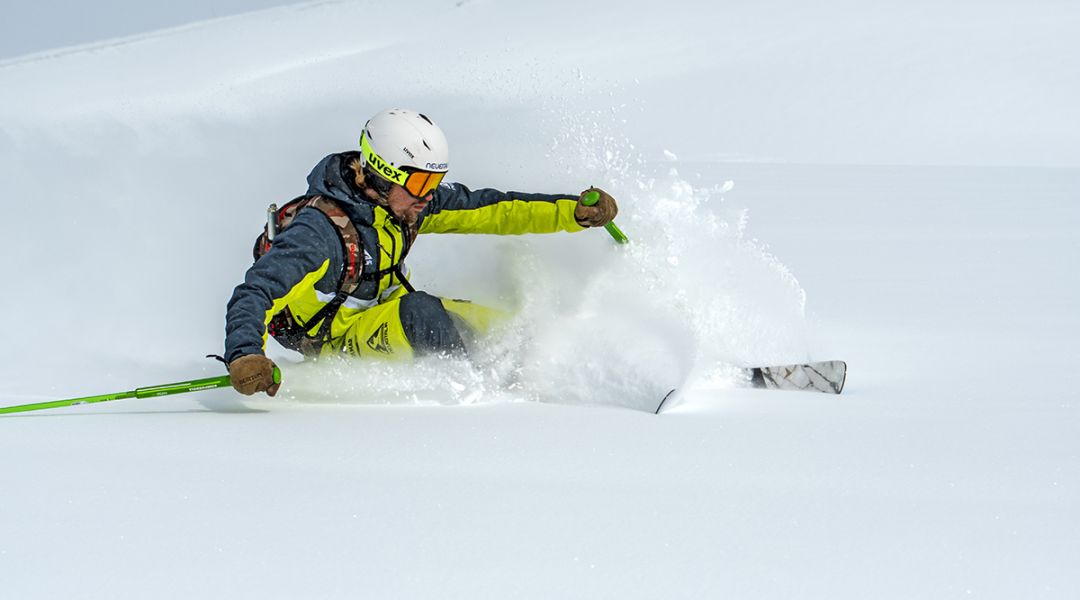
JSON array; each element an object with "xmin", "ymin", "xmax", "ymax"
[
  {"xmin": 749, "ymin": 360, "xmax": 846, "ymax": 394},
  {"xmin": 655, "ymin": 360, "xmax": 847, "ymax": 413}
]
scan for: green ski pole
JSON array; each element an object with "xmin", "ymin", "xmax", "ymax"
[
  {"xmin": 0, "ymin": 367, "xmax": 282, "ymax": 415},
  {"xmin": 581, "ymin": 190, "xmax": 629, "ymax": 244}
]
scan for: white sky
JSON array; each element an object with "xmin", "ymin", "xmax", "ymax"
[{"xmin": 0, "ymin": 0, "xmax": 299, "ymax": 59}]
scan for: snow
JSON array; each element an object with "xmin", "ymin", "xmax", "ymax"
[
  {"xmin": 0, "ymin": 0, "xmax": 301, "ymax": 60},
  {"xmin": 1, "ymin": 0, "xmax": 1079, "ymax": 598}
]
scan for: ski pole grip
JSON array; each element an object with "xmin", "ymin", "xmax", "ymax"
[
  {"xmin": 272, "ymin": 366, "xmax": 282, "ymax": 385},
  {"xmin": 580, "ymin": 189, "xmax": 629, "ymax": 244}
]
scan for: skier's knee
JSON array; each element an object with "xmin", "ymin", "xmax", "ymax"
[{"xmin": 398, "ymin": 292, "xmax": 466, "ymax": 357}]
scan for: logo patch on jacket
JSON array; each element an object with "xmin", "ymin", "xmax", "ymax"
[{"xmin": 366, "ymin": 322, "xmax": 392, "ymax": 354}]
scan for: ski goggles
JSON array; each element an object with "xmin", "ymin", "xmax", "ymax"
[
  {"xmin": 360, "ymin": 133, "xmax": 446, "ymax": 198},
  {"xmin": 400, "ymin": 168, "xmax": 445, "ymax": 198}
]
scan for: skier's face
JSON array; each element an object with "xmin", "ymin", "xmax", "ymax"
[{"xmin": 386, "ymin": 183, "xmax": 432, "ymax": 223}]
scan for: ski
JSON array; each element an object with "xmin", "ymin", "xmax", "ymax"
[
  {"xmin": 749, "ymin": 360, "xmax": 847, "ymax": 394},
  {"xmin": 655, "ymin": 360, "xmax": 847, "ymax": 413}
]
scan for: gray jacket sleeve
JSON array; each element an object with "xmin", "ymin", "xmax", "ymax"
[{"xmin": 224, "ymin": 209, "xmax": 342, "ymax": 362}]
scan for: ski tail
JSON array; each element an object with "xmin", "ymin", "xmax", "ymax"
[
  {"xmin": 749, "ymin": 360, "xmax": 846, "ymax": 394},
  {"xmin": 654, "ymin": 360, "xmax": 847, "ymax": 414}
]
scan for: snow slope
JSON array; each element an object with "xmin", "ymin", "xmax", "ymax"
[
  {"xmin": 1, "ymin": 1, "xmax": 1078, "ymax": 598},
  {"xmin": 0, "ymin": 0, "xmax": 301, "ymax": 59}
]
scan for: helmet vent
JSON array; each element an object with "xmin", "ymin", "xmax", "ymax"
[
  {"xmin": 423, "ymin": 140, "xmax": 431, "ymax": 150},
  {"xmin": 419, "ymin": 113, "xmax": 433, "ymax": 125}
]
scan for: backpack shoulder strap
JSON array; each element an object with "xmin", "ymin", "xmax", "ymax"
[
  {"xmin": 305, "ymin": 196, "xmax": 363, "ymax": 295},
  {"xmin": 253, "ymin": 195, "xmax": 363, "ymax": 296}
]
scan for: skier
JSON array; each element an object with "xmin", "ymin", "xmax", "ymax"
[{"xmin": 224, "ymin": 108, "xmax": 619, "ymax": 396}]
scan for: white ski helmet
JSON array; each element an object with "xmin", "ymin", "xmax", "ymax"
[{"xmin": 359, "ymin": 109, "xmax": 449, "ymax": 190}]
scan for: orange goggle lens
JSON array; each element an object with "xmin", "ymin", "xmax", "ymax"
[{"xmin": 403, "ymin": 170, "xmax": 445, "ymax": 198}]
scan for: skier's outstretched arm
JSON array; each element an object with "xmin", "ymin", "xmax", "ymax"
[{"xmin": 417, "ymin": 183, "xmax": 617, "ymax": 235}]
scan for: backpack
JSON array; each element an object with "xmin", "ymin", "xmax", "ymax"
[{"xmin": 252, "ymin": 195, "xmax": 364, "ymax": 355}]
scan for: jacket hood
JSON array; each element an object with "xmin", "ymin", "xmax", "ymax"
[{"xmin": 305, "ymin": 152, "xmax": 381, "ymax": 218}]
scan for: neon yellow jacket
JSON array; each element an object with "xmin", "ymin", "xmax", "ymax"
[{"xmin": 224, "ymin": 151, "xmax": 584, "ymax": 361}]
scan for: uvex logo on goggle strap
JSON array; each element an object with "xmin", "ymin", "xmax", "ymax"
[{"xmin": 365, "ymin": 149, "xmax": 406, "ymax": 184}]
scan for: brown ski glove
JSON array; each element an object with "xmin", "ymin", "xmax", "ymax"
[
  {"xmin": 574, "ymin": 187, "xmax": 619, "ymax": 228},
  {"xmin": 228, "ymin": 354, "xmax": 280, "ymax": 397}
]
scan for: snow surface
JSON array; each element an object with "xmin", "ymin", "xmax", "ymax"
[
  {"xmin": 0, "ymin": 0, "xmax": 301, "ymax": 60},
  {"xmin": 1, "ymin": 0, "xmax": 1078, "ymax": 598}
]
